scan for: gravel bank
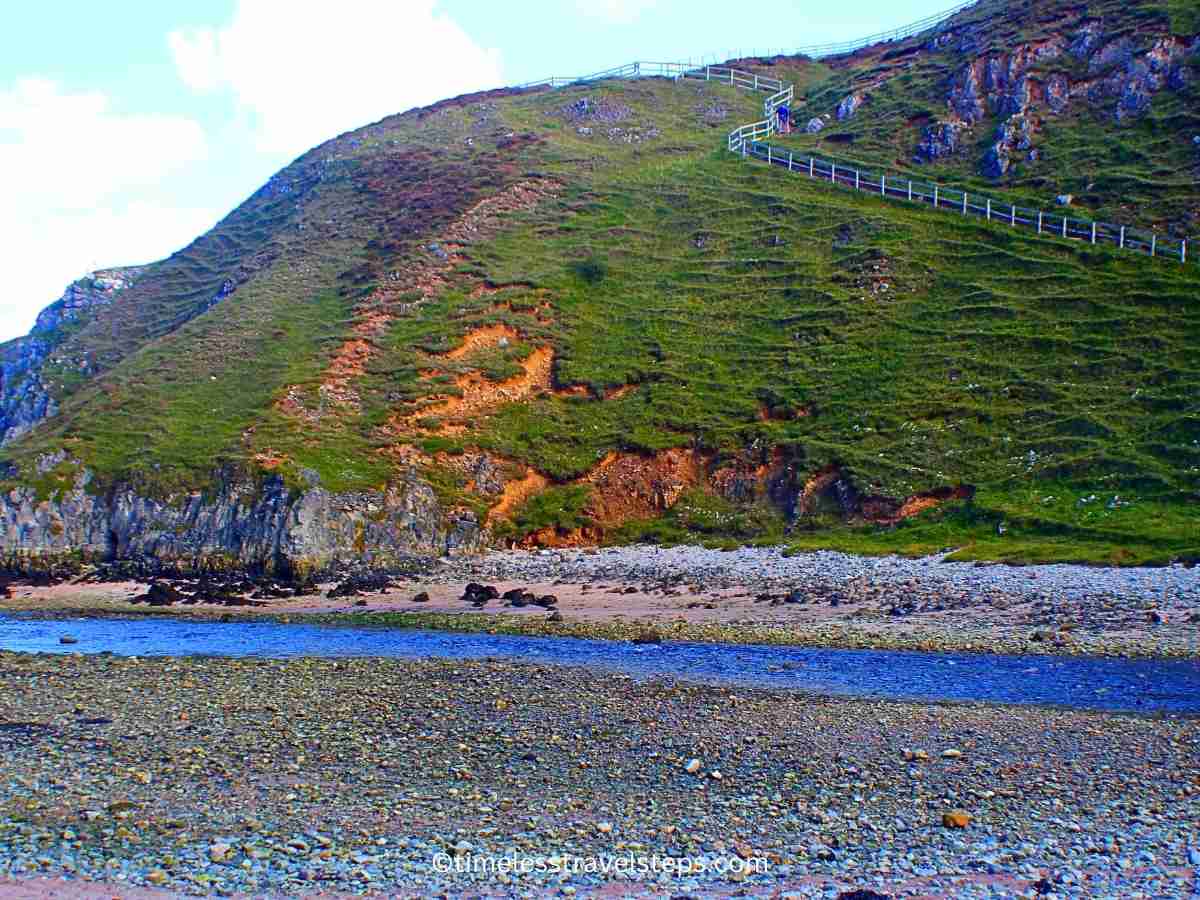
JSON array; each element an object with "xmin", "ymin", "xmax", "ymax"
[
  {"xmin": 0, "ymin": 651, "xmax": 1197, "ymax": 898},
  {"xmin": 450, "ymin": 546, "xmax": 1199, "ymax": 602}
]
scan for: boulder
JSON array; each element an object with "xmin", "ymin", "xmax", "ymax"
[
  {"xmin": 461, "ymin": 583, "xmax": 500, "ymax": 605},
  {"xmin": 143, "ymin": 582, "xmax": 183, "ymax": 607},
  {"xmin": 836, "ymin": 94, "xmax": 864, "ymax": 121}
]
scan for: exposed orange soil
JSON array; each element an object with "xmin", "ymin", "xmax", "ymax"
[
  {"xmin": 604, "ymin": 384, "xmax": 639, "ymax": 401},
  {"xmin": 398, "ymin": 344, "xmax": 555, "ymax": 434},
  {"xmin": 391, "ymin": 321, "xmax": 599, "ymax": 435},
  {"xmin": 277, "ymin": 179, "xmax": 559, "ymax": 422},
  {"xmin": 482, "ymin": 448, "xmax": 710, "ymax": 545},
  {"xmin": 485, "ymin": 469, "xmax": 550, "ymax": 525},
  {"xmin": 443, "ymin": 323, "xmax": 521, "ymax": 360},
  {"xmin": 865, "ymin": 485, "xmax": 977, "ymax": 525},
  {"xmin": 581, "ymin": 448, "xmax": 708, "ymax": 527},
  {"xmin": 253, "ymin": 451, "xmax": 287, "ymax": 470},
  {"xmin": 757, "ymin": 402, "xmax": 811, "ymax": 421},
  {"xmin": 895, "ymin": 496, "xmax": 943, "ymax": 519}
]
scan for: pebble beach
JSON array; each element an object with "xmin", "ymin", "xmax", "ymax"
[{"xmin": 0, "ymin": 652, "xmax": 1198, "ymax": 898}]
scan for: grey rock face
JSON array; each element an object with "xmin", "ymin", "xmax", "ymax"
[
  {"xmin": 982, "ymin": 116, "xmax": 1033, "ymax": 178},
  {"xmin": 836, "ymin": 94, "xmax": 864, "ymax": 121},
  {"xmin": 916, "ymin": 121, "xmax": 963, "ymax": 162},
  {"xmin": 1069, "ymin": 21, "xmax": 1104, "ymax": 60},
  {"xmin": 0, "ymin": 267, "xmax": 143, "ymax": 446},
  {"xmin": 0, "ymin": 466, "xmax": 484, "ymax": 573},
  {"xmin": 948, "ymin": 61, "xmax": 989, "ymax": 124},
  {"xmin": 1088, "ymin": 37, "xmax": 1137, "ymax": 74}
]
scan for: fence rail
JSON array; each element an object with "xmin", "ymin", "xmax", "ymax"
[{"xmin": 510, "ymin": 3, "xmax": 1191, "ymax": 268}]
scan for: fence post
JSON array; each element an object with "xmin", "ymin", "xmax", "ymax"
[
  {"xmin": 986, "ymin": 199, "xmax": 991, "ymax": 221},
  {"xmin": 832, "ymin": 163, "xmax": 836, "ymax": 184},
  {"xmin": 1062, "ymin": 218, "xmax": 1067, "ymax": 239},
  {"xmin": 754, "ymin": 74, "xmax": 759, "ymax": 90},
  {"xmin": 933, "ymin": 185, "xmax": 939, "ymax": 208},
  {"xmin": 1011, "ymin": 205, "xmax": 1016, "ymax": 226},
  {"xmin": 908, "ymin": 181, "xmax": 913, "ymax": 202},
  {"xmin": 855, "ymin": 170, "xmax": 860, "ymax": 190},
  {"xmin": 1038, "ymin": 212, "xmax": 1043, "ymax": 234},
  {"xmin": 1119, "ymin": 226, "xmax": 1125, "ymax": 249},
  {"xmin": 730, "ymin": 70, "xmax": 735, "ymax": 85},
  {"xmin": 706, "ymin": 65, "xmax": 711, "ymax": 80},
  {"xmin": 963, "ymin": 192, "xmax": 967, "ymax": 215},
  {"xmin": 768, "ymin": 144, "xmax": 772, "ymax": 165},
  {"xmin": 1184, "ymin": 240, "xmax": 1189, "ymax": 264},
  {"xmin": 881, "ymin": 174, "xmax": 886, "ymax": 196},
  {"xmin": 788, "ymin": 151, "xmax": 794, "ymax": 171},
  {"xmin": 810, "ymin": 157, "xmax": 815, "ymax": 178},
  {"xmin": 1151, "ymin": 234, "xmax": 1156, "ymax": 257},
  {"xmin": 1091, "ymin": 222, "xmax": 1097, "ymax": 245}
]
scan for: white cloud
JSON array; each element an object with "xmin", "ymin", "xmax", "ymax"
[
  {"xmin": 168, "ymin": 0, "xmax": 504, "ymax": 156},
  {"xmin": 0, "ymin": 79, "xmax": 214, "ymax": 342},
  {"xmin": 575, "ymin": 0, "xmax": 658, "ymax": 24}
]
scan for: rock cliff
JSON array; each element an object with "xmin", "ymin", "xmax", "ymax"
[
  {"xmin": 0, "ymin": 268, "xmax": 143, "ymax": 445},
  {"xmin": 0, "ymin": 461, "xmax": 482, "ymax": 575}
]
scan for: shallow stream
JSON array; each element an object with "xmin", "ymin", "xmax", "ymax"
[{"xmin": 1, "ymin": 614, "xmax": 1197, "ymax": 713}]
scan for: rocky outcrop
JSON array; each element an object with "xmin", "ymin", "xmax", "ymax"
[
  {"xmin": 0, "ymin": 267, "xmax": 143, "ymax": 446},
  {"xmin": 982, "ymin": 115, "xmax": 1033, "ymax": 178},
  {"xmin": 1069, "ymin": 20, "xmax": 1105, "ymax": 60},
  {"xmin": 947, "ymin": 40, "xmax": 1066, "ymax": 126},
  {"xmin": 1098, "ymin": 36, "xmax": 1197, "ymax": 123},
  {"xmin": 836, "ymin": 93, "xmax": 865, "ymax": 121},
  {"xmin": 916, "ymin": 121, "xmax": 964, "ymax": 161},
  {"xmin": 927, "ymin": 22, "xmax": 1198, "ymax": 177},
  {"xmin": 0, "ymin": 465, "xmax": 483, "ymax": 574}
]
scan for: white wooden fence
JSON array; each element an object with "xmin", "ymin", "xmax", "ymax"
[
  {"xmin": 513, "ymin": 2, "xmax": 1192, "ymax": 267},
  {"xmin": 738, "ymin": 140, "xmax": 1190, "ymax": 264}
]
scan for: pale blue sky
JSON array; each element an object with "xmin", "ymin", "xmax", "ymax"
[{"xmin": 0, "ymin": 0, "xmax": 959, "ymax": 341}]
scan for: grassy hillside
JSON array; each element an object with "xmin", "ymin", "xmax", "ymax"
[
  {"xmin": 771, "ymin": 0, "xmax": 1199, "ymax": 236},
  {"xmin": 2, "ymin": 0, "xmax": 1198, "ymax": 565}
]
